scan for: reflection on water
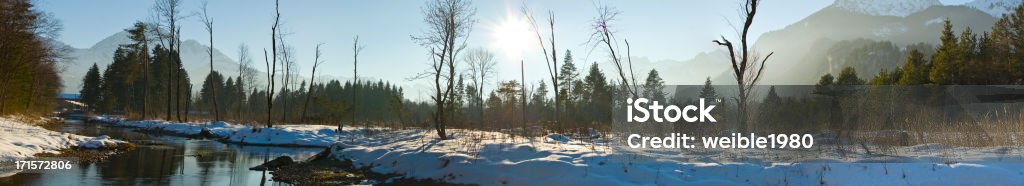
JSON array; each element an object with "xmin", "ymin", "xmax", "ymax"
[{"xmin": 2, "ymin": 121, "xmax": 323, "ymax": 186}]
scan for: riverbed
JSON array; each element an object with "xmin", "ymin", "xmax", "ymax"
[{"xmin": 1, "ymin": 121, "xmax": 324, "ymax": 185}]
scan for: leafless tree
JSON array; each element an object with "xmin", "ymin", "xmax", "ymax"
[
  {"xmin": 412, "ymin": 0, "xmax": 476, "ymax": 140},
  {"xmin": 588, "ymin": 4, "xmax": 639, "ymax": 98},
  {"xmin": 237, "ymin": 44, "xmax": 254, "ymax": 122},
  {"xmin": 152, "ymin": 0, "xmax": 185, "ymax": 121},
  {"xmin": 713, "ymin": 0, "xmax": 774, "ymax": 133},
  {"xmin": 522, "ymin": 6, "xmax": 561, "ymax": 126},
  {"xmin": 464, "ymin": 48, "xmax": 495, "ymax": 129},
  {"xmin": 351, "ymin": 36, "xmax": 366, "ymax": 131},
  {"xmin": 263, "ymin": 0, "xmax": 281, "ymax": 128},
  {"xmin": 277, "ymin": 35, "xmax": 295, "ymax": 123},
  {"xmin": 302, "ymin": 42, "xmax": 325, "ymax": 123},
  {"xmin": 199, "ymin": 1, "xmax": 219, "ymax": 122}
]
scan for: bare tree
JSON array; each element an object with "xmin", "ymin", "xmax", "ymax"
[
  {"xmin": 522, "ymin": 6, "xmax": 560, "ymax": 126},
  {"xmin": 152, "ymin": 0, "xmax": 185, "ymax": 121},
  {"xmin": 588, "ymin": 4, "xmax": 639, "ymax": 98},
  {"xmin": 301, "ymin": 42, "xmax": 325, "ymax": 123},
  {"xmin": 237, "ymin": 44, "xmax": 253, "ymax": 122},
  {"xmin": 412, "ymin": 0, "xmax": 476, "ymax": 140},
  {"xmin": 463, "ymin": 48, "xmax": 495, "ymax": 129},
  {"xmin": 199, "ymin": 1, "xmax": 219, "ymax": 122},
  {"xmin": 152, "ymin": 0, "xmax": 183, "ymax": 52},
  {"xmin": 277, "ymin": 36, "xmax": 295, "ymax": 123},
  {"xmin": 263, "ymin": 0, "xmax": 281, "ymax": 128},
  {"xmin": 351, "ymin": 36, "xmax": 366, "ymax": 131},
  {"xmin": 713, "ymin": 0, "xmax": 774, "ymax": 133}
]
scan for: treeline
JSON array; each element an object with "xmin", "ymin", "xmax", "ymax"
[
  {"xmin": 194, "ymin": 71, "xmax": 410, "ymax": 126},
  {"xmin": 78, "ymin": 24, "xmax": 413, "ymax": 126},
  {"xmin": 753, "ymin": 5, "xmax": 1024, "ymax": 145},
  {"xmin": 0, "ymin": 0, "xmax": 64, "ymax": 115},
  {"xmin": 449, "ymin": 50, "xmax": 681, "ymax": 133},
  {"xmin": 868, "ymin": 5, "xmax": 1024, "ymax": 85},
  {"xmin": 79, "ymin": 22, "xmax": 194, "ymax": 121}
]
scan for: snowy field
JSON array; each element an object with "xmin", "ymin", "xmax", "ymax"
[
  {"xmin": 109, "ymin": 120, "xmax": 1024, "ymax": 185},
  {"xmin": 0, "ymin": 116, "xmax": 129, "ymax": 177}
]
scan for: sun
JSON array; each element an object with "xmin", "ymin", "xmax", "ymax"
[{"xmin": 490, "ymin": 15, "xmax": 533, "ymax": 58}]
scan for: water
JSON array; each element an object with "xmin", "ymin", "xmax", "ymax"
[{"xmin": 1, "ymin": 121, "xmax": 324, "ymax": 186}]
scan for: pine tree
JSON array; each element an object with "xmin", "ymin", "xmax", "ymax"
[
  {"xmin": 643, "ymin": 69, "xmax": 666, "ymax": 102},
  {"xmin": 835, "ymin": 67, "xmax": 865, "ymax": 86},
  {"xmin": 583, "ymin": 63, "xmax": 611, "ymax": 123},
  {"xmin": 929, "ymin": 19, "xmax": 959, "ymax": 85},
  {"xmin": 898, "ymin": 50, "xmax": 929, "ymax": 85},
  {"xmin": 80, "ymin": 63, "xmax": 103, "ymax": 112},
  {"xmin": 763, "ymin": 86, "xmax": 781, "ymax": 105},
  {"xmin": 557, "ymin": 50, "xmax": 578, "ymax": 114},
  {"xmin": 698, "ymin": 77, "xmax": 718, "ymax": 100}
]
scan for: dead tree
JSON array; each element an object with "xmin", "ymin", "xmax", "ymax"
[
  {"xmin": 523, "ymin": 6, "xmax": 561, "ymax": 127},
  {"xmin": 264, "ymin": 0, "xmax": 281, "ymax": 128},
  {"xmin": 713, "ymin": 0, "xmax": 774, "ymax": 133},
  {"xmin": 464, "ymin": 48, "xmax": 495, "ymax": 129},
  {"xmin": 412, "ymin": 0, "xmax": 476, "ymax": 140},
  {"xmin": 351, "ymin": 36, "xmax": 366, "ymax": 131},
  {"xmin": 237, "ymin": 44, "xmax": 252, "ymax": 123},
  {"xmin": 152, "ymin": 0, "xmax": 184, "ymax": 121},
  {"xmin": 199, "ymin": 1, "xmax": 219, "ymax": 122},
  {"xmin": 589, "ymin": 5, "xmax": 639, "ymax": 98},
  {"xmin": 278, "ymin": 35, "xmax": 294, "ymax": 123},
  {"xmin": 301, "ymin": 43, "xmax": 325, "ymax": 123}
]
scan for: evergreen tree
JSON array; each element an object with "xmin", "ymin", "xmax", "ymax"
[
  {"xmin": 698, "ymin": 77, "xmax": 718, "ymax": 100},
  {"xmin": 763, "ymin": 86, "xmax": 781, "ymax": 105},
  {"xmin": 643, "ymin": 69, "xmax": 666, "ymax": 101},
  {"xmin": 929, "ymin": 19, "xmax": 959, "ymax": 85},
  {"xmin": 583, "ymin": 63, "xmax": 611, "ymax": 123},
  {"xmin": 835, "ymin": 67, "xmax": 865, "ymax": 86},
  {"xmin": 80, "ymin": 63, "xmax": 103, "ymax": 112},
  {"xmin": 557, "ymin": 51, "xmax": 578, "ymax": 114},
  {"xmin": 898, "ymin": 50, "xmax": 929, "ymax": 85}
]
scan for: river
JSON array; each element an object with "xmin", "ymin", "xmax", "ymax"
[{"xmin": 1, "ymin": 120, "xmax": 325, "ymax": 185}]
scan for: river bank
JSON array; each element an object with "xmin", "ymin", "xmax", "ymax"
[
  {"xmin": 93, "ymin": 119, "xmax": 1024, "ymax": 185},
  {"xmin": 0, "ymin": 116, "xmax": 133, "ymax": 177},
  {"xmin": 2, "ymin": 119, "xmax": 325, "ymax": 185}
]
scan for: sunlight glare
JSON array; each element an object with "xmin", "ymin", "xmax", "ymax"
[{"xmin": 490, "ymin": 14, "xmax": 533, "ymax": 59}]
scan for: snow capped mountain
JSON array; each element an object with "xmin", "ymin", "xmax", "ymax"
[
  {"xmin": 965, "ymin": 0, "xmax": 1021, "ymax": 17},
  {"xmin": 833, "ymin": 0, "xmax": 942, "ymax": 17}
]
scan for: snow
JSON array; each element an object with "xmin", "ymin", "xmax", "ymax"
[
  {"xmin": 326, "ymin": 129, "xmax": 1024, "ymax": 185},
  {"xmin": 966, "ymin": 0, "xmax": 1022, "ymax": 17},
  {"xmin": 100, "ymin": 119, "xmax": 1024, "ymax": 185},
  {"xmin": 0, "ymin": 116, "xmax": 130, "ymax": 177},
  {"xmin": 113, "ymin": 120, "xmax": 380, "ymax": 147},
  {"xmin": 833, "ymin": 0, "xmax": 942, "ymax": 17}
]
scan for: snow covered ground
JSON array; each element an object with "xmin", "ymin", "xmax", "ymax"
[
  {"xmin": 0, "ymin": 116, "xmax": 130, "ymax": 177},
  {"xmin": 329, "ymin": 130, "xmax": 1024, "ymax": 185},
  {"xmin": 108, "ymin": 120, "xmax": 1024, "ymax": 185},
  {"xmin": 114, "ymin": 120, "xmax": 381, "ymax": 147}
]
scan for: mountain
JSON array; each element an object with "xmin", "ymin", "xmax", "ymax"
[
  {"xmin": 833, "ymin": 0, "xmax": 942, "ymax": 17},
  {"xmin": 60, "ymin": 31, "xmax": 245, "ymax": 93},
  {"xmin": 589, "ymin": 49, "xmax": 733, "ymax": 86},
  {"xmin": 966, "ymin": 0, "xmax": 1022, "ymax": 17},
  {"xmin": 743, "ymin": 2, "xmax": 998, "ymax": 85}
]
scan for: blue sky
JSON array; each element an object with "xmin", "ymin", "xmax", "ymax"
[{"xmin": 37, "ymin": 0, "xmax": 974, "ymax": 98}]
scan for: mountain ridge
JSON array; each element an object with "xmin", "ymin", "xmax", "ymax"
[{"xmin": 60, "ymin": 31, "xmax": 245, "ymax": 93}]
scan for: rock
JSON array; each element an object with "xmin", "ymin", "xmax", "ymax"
[{"xmin": 250, "ymin": 156, "xmax": 296, "ymax": 171}]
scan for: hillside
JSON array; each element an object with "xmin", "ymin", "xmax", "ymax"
[{"xmin": 747, "ymin": 4, "xmax": 998, "ymax": 85}]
